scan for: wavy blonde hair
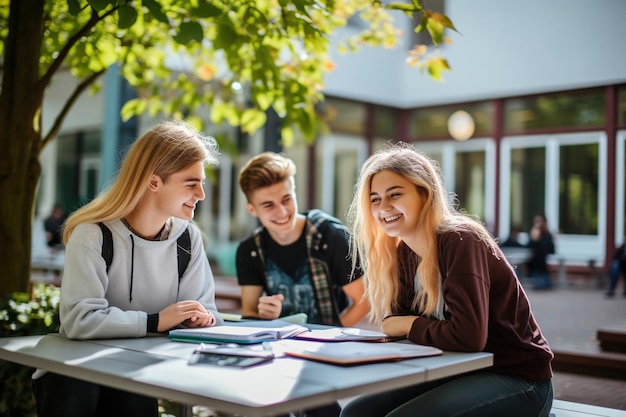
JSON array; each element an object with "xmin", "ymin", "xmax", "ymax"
[
  {"xmin": 63, "ymin": 120, "xmax": 219, "ymax": 243},
  {"xmin": 347, "ymin": 142, "xmax": 497, "ymax": 323}
]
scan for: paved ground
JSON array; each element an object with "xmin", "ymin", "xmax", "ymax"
[{"xmin": 522, "ymin": 278, "xmax": 626, "ymax": 411}]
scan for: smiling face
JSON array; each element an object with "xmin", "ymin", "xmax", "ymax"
[
  {"xmin": 245, "ymin": 178, "xmax": 301, "ymax": 242},
  {"xmin": 369, "ymin": 169, "xmax": 426, "ymax": 243},
  {"xmin": 153, "ymin": 160, "xmax": 206, "ymax": 221}
]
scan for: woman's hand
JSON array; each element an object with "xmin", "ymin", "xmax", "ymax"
[
  {"xmin": 381, "ymin": 315, "xmax": 418, "ymax": 337},
  {"xmin": 182, "ymin": 310, "xmax": 216, "ymax": 328},
  {"xmin": 158, "ymin": 301, "xmax": 216, "ymax": 332}
]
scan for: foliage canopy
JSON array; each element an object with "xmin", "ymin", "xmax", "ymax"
[{"xmin": 0, "ymin": 0, "xmax": 455, "ymax": 297}]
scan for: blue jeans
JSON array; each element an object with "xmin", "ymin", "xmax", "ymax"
[
  {"xmin": 340, "ymin": 372, "xmax": 553, "ymax": 417},
  {"xmin": 607, "ymin": 259, "xmax": 625, "ymax": 295},
  {"xmin": 531, "ymin": 270, "xmax": 552, "ymax": 289}
]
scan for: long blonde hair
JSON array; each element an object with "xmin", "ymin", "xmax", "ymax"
[
  {"xmin": 63, "ymin": 120, "xmax": 219, "ymax": 243},
  {"xmin": 346, "ymin": 142, "xmax": 497, "ymax": 323}
]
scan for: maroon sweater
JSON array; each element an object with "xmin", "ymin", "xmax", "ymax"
[{"xmin": 395, "ymin": 229, "xmax": 553, "ymax": 382}]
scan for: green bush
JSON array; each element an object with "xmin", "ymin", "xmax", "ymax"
[{"xmin": 0, "ymin": 284, "xmax": 60, "ymax": 417}]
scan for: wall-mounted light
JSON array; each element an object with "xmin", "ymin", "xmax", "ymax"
[{"xmin": 447, "ymin": 110, "xmax": 475, "ymax": 141}]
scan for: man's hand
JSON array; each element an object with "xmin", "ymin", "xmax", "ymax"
[
  {"xmin": 257, "ymin": 294, "xmax": 284, "ymax": 320},
  {"xmin": 158, "ymin": 301, "xmax": 215, "ymax": 332}
]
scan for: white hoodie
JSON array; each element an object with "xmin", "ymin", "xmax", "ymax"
[{"xmin": 59, "ymin": 218, "xmax": 223, "ymax": 339}]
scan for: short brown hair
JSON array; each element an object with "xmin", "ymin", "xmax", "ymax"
[{"xmin": 238, "ymin": 152, "xmax": 296, "ymax": 201}]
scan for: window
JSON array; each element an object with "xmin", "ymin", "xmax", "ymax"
[
  {"xmin": 455, "ymin": 151, "xmax": 486, "ymax": 220},
  {"xmin": 321, "ymin": 97, "xmax": 366, "ymax": 135},
  {"xmin": 504, "ymin": 89, "xmax": 605, "ymax": 132},
  {"xmin": 315, "ymin": 135, "xmax": 368, "ymax": 221},
  {"xmin": 417, "ymin": 139, "xmax": 496, "ymax": 229},
  {"xmin": 409, "ymin": 102, "xmax": 493, "ymax": 140},
  {"xmin": 500, "ymin": 132, "xmax": 606, "ymax": 263},
  {"xmin": 56, "ymin": 130, "xmax": 101, "ymax": 209},
  {"xmin": 509, "ymin": 147, "xmax": 546, "ymax": 233},
  {"xmin": 558, "ymin": 143, "xmax": 599, "ymax": 235},
  {"xmin": 374, "ymin": 105, "xmax": 399, "ymax": 139}
]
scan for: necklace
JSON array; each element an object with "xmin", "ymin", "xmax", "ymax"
[{"xmin": 121, "ymin": 218, "xmax": 166, "ymax": 241}]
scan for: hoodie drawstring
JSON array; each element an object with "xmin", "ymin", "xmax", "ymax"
[{"xmin": 129, "ymin": 234, "xmax": 135, "ymax": 303}]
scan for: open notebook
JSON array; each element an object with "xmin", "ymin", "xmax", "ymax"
[
  {"xmin": 169, "ymin": 320, "xmax": 308, "ymax": 344},
  {"xmin": 276, "ymin": 339, "xmax": 443, "ymax": 365}
]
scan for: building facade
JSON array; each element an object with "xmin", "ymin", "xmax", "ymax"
[{"xmin": 36, "ymin": 0, "xmax": 626, "ymax": 275}]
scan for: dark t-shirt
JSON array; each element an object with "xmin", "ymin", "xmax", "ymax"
[
  {"xmin": 236, "ymin": 217, "xmax": 362, "ymax": 324},
  {"xmin": 44, "ymin": 215, "xmax": 64, "ymax": 247}
]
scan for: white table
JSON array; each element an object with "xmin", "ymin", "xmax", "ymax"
[{"xmin": 0, "ymin": 334, "xmax": 492, "ymax": 417}]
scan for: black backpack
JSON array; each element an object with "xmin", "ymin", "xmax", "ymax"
[{"xmin": 97, "ymin": 222, "xmax": 191, "ymax": 280}]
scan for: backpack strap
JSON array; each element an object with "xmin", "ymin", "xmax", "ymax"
[
  {"xmin": 304, "ymin": 210, "xmax": 343, "ymax": 325},
  {"xmin": 98, "ymin": 222, "xmax": 191, "ymax": 281},
  {"xmin": 176, "ymin": 226, "xmax": 191, "ymax": 281},
  {"xmin": 97, "ymin": 222, "xmax": 113, "ymax": 273}
]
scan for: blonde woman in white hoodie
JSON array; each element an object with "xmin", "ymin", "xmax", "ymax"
[{"xmin": 33, "ymin": 120, "xmax": 223, "ymax": 417}]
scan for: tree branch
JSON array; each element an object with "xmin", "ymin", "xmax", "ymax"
[
  {"xmin": 38, "ymin": 6, "xmax": 117, "ymax": 90},
  {"xmin": 42, "ymin": 68, "xmax": 106, "ymax": 149}
]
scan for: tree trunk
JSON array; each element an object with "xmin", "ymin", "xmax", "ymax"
[{"xmin": 0, "ymin": 0, "xmax": 46, "ymax": 298}]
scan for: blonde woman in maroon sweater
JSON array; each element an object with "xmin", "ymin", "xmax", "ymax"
[{"xmin": 343, "ymin": 143, "xmax": 554, "ymax": 417}]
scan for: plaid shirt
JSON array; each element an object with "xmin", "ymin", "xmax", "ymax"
[{"xmin": 252, "ymin": 209, "xmax": 342, "ymax": 325}]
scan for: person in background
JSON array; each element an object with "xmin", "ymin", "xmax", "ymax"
[
  {"xmin": 500, "ymin": 225, "xmax": 523, "ymax": 248},
  {"xmin": 499, "ymin": 225, "xmax": 529, "ymax": 280},
  {"xmin": 606, "ymin": 241, "xmax": 626, "ymax": 297},
  {"xmin": 236, "ymin": 152, "xmax": 370, "ymax": 417},
  {"xmin": 342, "ymin": 143, "xmax": 554, "ymax": 417},
  {"xmin": 528, "ymin": 214, "xmax": 556, "ymax": 290},
  {"xmin": 44, "ymin": 204, "xmax": 66, "ymax": 249},
  {"xmin": 32, "ymin": 120, "xmax": 224, "ymax": 417}
]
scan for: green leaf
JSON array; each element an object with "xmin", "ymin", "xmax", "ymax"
[
  {"xmin": 281, "ymin": 126, "xmax": 295, "ymax": 147},
  {"xmin": 173, "ymin": 21, "xmax": 204, "ymax": 45},
  {"xmin": 142, "ymin": 0, "xmax": 169, "ymax": 24},
  {"xmin": 87, "ymin": 0, "xmax": 113, "ymax": 12},
  {"xmin": 223, "ymin": 104, "xmax": 240, "ymax": 125},
  {"xmin": 426, "ymin": 17, "xmax": 444, "ymax": 45},
  {"xmin": 386, "ymin": 3, "xmax": 419, "ymax": 13},
  {"xmin": 430, "ymin": 12, "xmax": 457, "ymax": 32},
  {"xmin": 194, "ymin": 0, "xmax": 223, "ymax": 18},
  {"xmin": 240, "ymin": 109, "xmax": 267, "ymax": 134},
  {"xmin": 426, "ymin": 57, "xmax": 450, "ymax": 82},
  {"xmin": 213, "ymin": 21, "xmax": 239, "ymax": 50},
  {"xmin": 210, "ymin": 101, "xmax": 227, "ymax": 124},
  {"xmin": 121, "ymin": 98, "xmax": 146, "ymax": 121},
  {"xmin": 67, "ymin": 0, "xmax": 82, "ymax": 15},
  {"xmin": 254, "ymin": 92, "xmax": 273, "ymax": 111},
  {"xmin": 415, "ymin": 12, "xmax": 428, "ymax": 33},
  {"xmin": 117, "ymin": 5, "xmax": 138, "ymax": 29}
]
